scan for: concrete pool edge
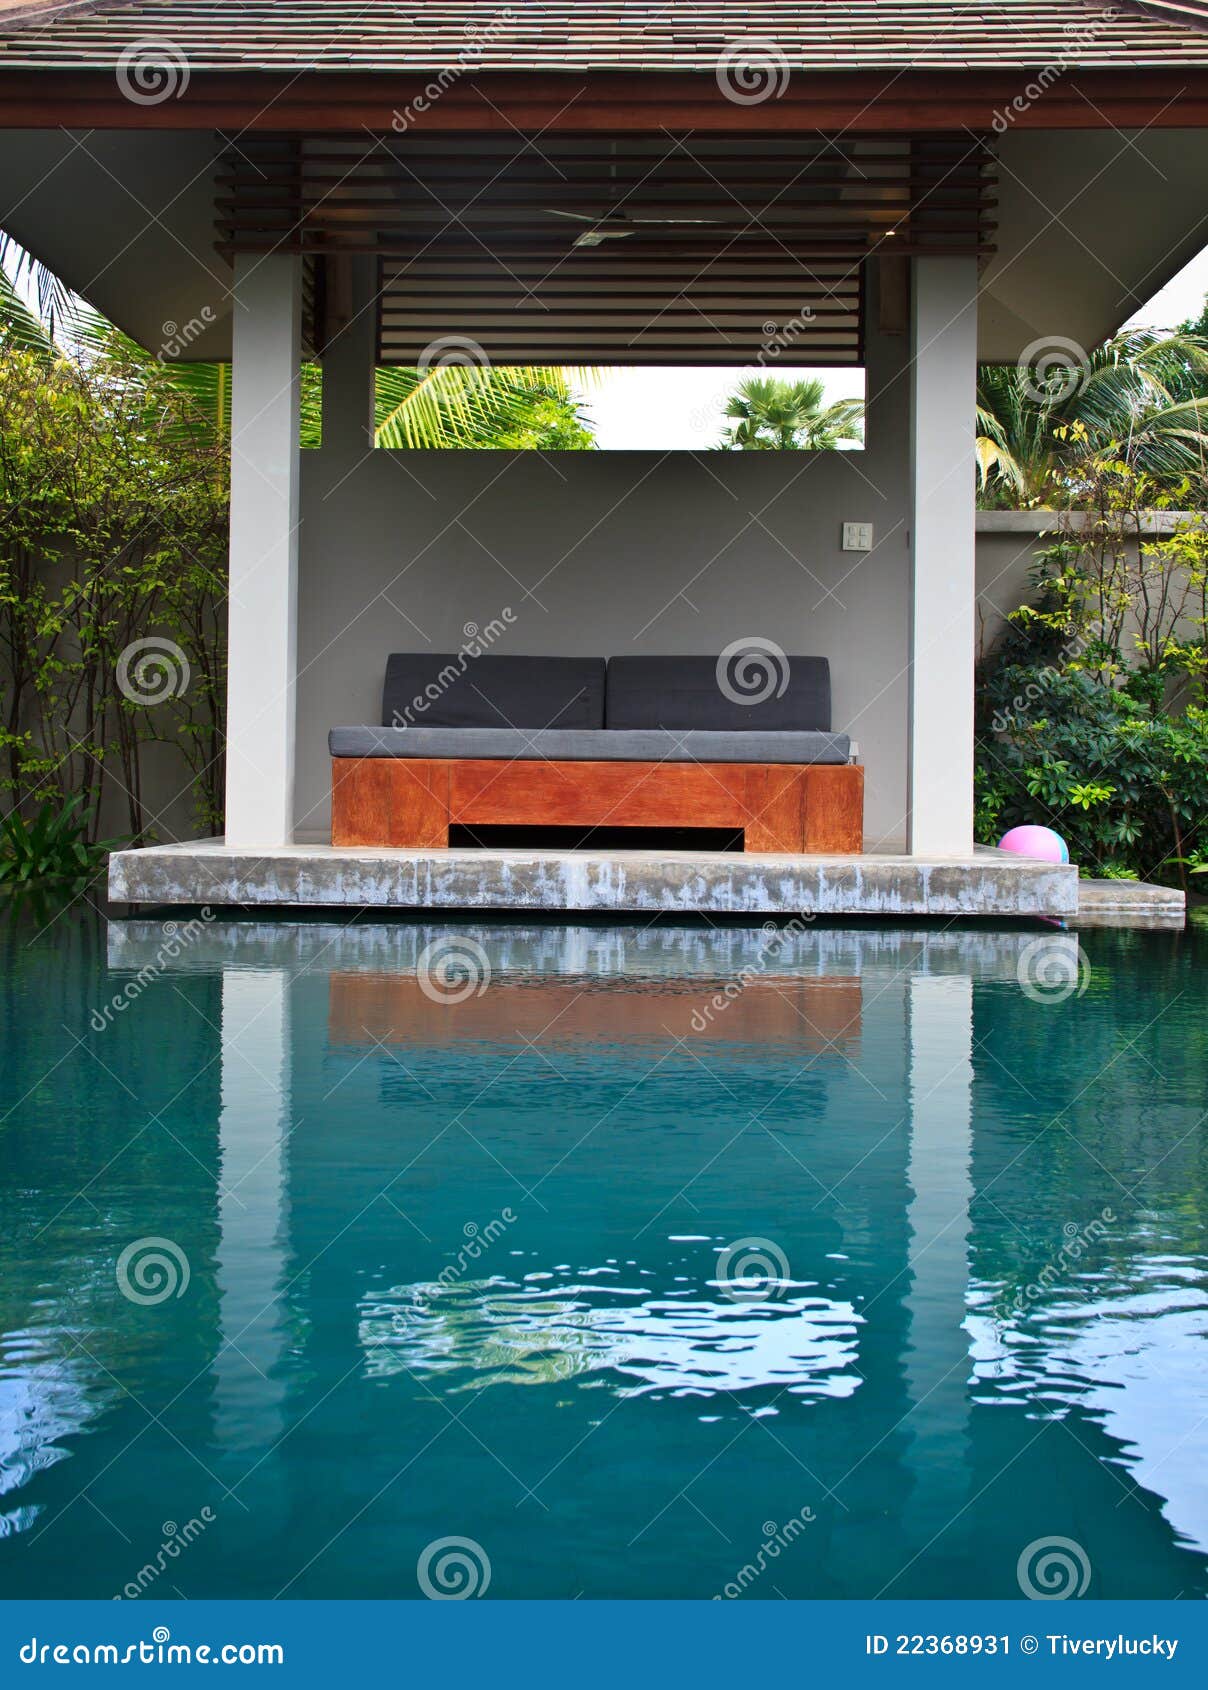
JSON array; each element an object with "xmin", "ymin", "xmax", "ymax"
[{"xmin": 107, "ymin": 841, "xmax": 1081, "ymax": 920}]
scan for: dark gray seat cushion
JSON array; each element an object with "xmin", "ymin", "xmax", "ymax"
[
  {"xmin": 382, "ymin": 653, "xmax": 605, "ymax": 730},
  {"xmin": 606, "ymin": 654, "xmax": 831, "ymax": 732},
  {"xmin": 329, "ymin": 726, "xmax": 851, "ymax": 764}
]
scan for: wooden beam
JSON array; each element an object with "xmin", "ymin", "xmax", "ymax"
[{"xmin": 3, "ymin": 69, "xmax": 1208, "ymax": 131}]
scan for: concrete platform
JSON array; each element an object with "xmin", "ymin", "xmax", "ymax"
[
  {"xmin": 107, "ymin": 840, "xmax": 1078, "ymax": 919},
  {"xmin": 1073, "ymin": 876, "xmax": 1187, "ymax": 929}
]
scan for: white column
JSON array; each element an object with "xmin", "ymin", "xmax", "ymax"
[
  {"xmin": 214, "ymin": 966, "xmax": 291, "ymax": 1455},
  {"xmin": 908, "ymin": 257, "xmax": 978, "ymax": 857},
  {"xmin": 903, "ymin": 969, "xmax": 974, "ymax": 1556},
  {"xmin": 225, "ymin": 254, "xmax": 302, "ymax": 847}
]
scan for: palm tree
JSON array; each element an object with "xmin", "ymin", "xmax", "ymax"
[
  {"xmin": 0, "ymin": 233, "xmax": 595, "ymax": 450},
  {"xmin": 717, "ymin": 375, "xmax": 865, "ymax": 450},
  {"xmin": 977, "ymin": 328, "xmax": 1208, "ymax": 505}
]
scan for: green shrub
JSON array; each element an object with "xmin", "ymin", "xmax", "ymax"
[
  {"xmin": 0, "ymin": 794, "xmax": 111, "ymax": 888},
  {"xmin": 977, "ymin": 664, "xmax": 1208, "ymax": 880}
]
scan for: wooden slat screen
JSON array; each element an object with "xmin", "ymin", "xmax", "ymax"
[{"xmin": 217, "ymin": 132, "xmax": 995, "ymax": 366}]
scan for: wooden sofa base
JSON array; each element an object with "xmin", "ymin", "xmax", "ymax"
[{"xmin": 332, "ymin": 758, "xmax": 864, "ymax": 854}]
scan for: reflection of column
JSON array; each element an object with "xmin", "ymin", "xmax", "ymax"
[
  {"xmin": 214, "ymin": 969, "xmax": 291, "ymax": 1455},
  {"xmin": 904, "ymin": 972, "xmax": 974, "ymax": 1561}
]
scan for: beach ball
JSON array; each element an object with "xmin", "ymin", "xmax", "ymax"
[{"xmin": 998, "ymin": 824, "xmax": 1069, "ymax": 864}]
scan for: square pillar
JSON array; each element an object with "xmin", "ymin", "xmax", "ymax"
[
  {"xmin": 321, "ymin": 255, "xmax": 377, "ymax": 453},
  {"xmin": 908, "ymin": 257, "xmax": 978, "ymax": 857},
  {"xmin": 224, "ymin": 253, "xmax": 302, "ymax": 847}
]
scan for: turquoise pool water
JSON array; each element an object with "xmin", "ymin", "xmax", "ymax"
[{"xmin": 1, "ymin": 906, "xmax": 1206, "ymax": 1601}]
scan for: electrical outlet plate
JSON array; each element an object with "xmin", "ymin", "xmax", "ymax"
[{"xmin": 842, "ymin": 521, "xmax": 874, "ymax": 552}]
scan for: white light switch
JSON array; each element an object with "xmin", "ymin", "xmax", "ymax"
[{"xmin": 842, "ymin": 522, "xmax": 874, "ymax": 551}]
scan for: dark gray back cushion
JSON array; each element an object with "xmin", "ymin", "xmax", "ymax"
[
  {"xmin": 382, "ymin": 653, "xmax": 605, "ymax": 730},
  {"xmin": 606, "ymin": 654, "xmax": 831, "ymax": 732}
]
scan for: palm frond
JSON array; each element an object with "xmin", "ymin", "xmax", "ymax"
[
  {"xmin": 0, "ymin": 231, "xmax": 76, "ymax": 342},
  {"xmin": 0, "ymin": 263, "xmax": 55, "ymax": 358},
  {"xmin": 373, "ymin": 364, "xmax": 573, "ymax": 448}
]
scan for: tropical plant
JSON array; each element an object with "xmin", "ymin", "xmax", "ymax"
[
  {"xmin": 369, "ymin": 364, "xmax": 592, "ymax": 449},
  {"xmin": 0, "ymin": 793, "xmax": 111, "ymax": 887},
  {"xmin": 0, "ymin": 292, "xmax": 230, "ymax": 842},
  {"xmin": 977, "ymin": 328, "xmax": 1208, "ymax": 505},
  {"xmin": 68, "ymin": 326, "xmax": 592, "ymax": 452},
  {"xmin": 717, "ymin": 375, "xmax": 864, "ymax": 451},
  {"xmin": 977, "ymin": 458, "xmax": 1208, "ymax": 887}
]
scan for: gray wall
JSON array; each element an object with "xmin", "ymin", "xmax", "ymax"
[{"xmin": 296, "ymin": 314, "xmax": 914, "ymax": 847}]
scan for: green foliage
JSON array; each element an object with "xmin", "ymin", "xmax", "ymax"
[
  {"xmin": 0, "ymin": 794, "xmax": 110, "ymax": 887},
  {"xmin": 717, "ymin": 376, "xmax": 864, "ymax": 451},
  {"xmin": 0, "ymin": 303, "xmax": 230, "ymax": 842},
  {"xmin": 371, "ymin": 364, "xmax": 593, "ymax": 450},
  {"xmin": 977, "ymin": 328, "xmax": 1208, "ymax": 507},
  {"xmin": 977, "ymin": 451, "xmax": 1208, "ymax": 886},
  {"xmin": 477, "ymin": 391, "xmax": 596, "ymax": 451}
]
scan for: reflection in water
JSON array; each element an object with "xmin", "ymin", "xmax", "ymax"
[
  {"xmin": 0, "ymin": 1332, "xmax": 116, "ymax": 1537},
  {"xmin": 359, "ymin": 1274, "xmax": 862, "ymax": 1401},
  {"xmin": 0, "ymin": 912, "xmax": 1204, "ymax": 1598},
  {"xmin": 969, "ymin": 1252, "xmax": 1208, "ymax": 1555}
]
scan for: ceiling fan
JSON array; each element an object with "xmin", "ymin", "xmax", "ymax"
[{"xmin": 541, "ymin": 208, "xmax": 734, "ymax": 248}]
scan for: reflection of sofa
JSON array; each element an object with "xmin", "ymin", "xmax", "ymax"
[
  {"xmin": 329, "ymin": 653, "xmax": 864, "ymax": 853},
  {"xmin": 328, "ymin": 971, "xmax": 864, "ymax": 1055}
]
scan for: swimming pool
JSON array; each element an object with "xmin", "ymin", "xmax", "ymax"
[{"xmin": 1, "ymin": 907, "xmax": 1205, "ymax": 1600}]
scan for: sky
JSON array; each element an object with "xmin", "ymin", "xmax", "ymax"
[{"xmin": 579, "ymin": 243, "xmax": 1208, "ymax": 451}]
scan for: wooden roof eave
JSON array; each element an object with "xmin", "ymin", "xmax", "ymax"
[{"xmin": 5, "ymin": 66, "xmax": 1208, "ymax": 131}]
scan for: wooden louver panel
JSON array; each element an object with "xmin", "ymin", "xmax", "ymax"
[{"xmin": 217, "ymin": 133, "xmax": 995, "ymax": 367}]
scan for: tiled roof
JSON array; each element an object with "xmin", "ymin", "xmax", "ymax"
[{"xmin": 2, "ymin": 0, "xmax": 1208, "ymax": 72}]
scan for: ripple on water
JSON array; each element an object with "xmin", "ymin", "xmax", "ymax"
[{"xmin": 358, "ymin": 1274, "xmax": 863, "ymax": 1403}]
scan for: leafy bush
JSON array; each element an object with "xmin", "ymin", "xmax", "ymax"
[
  {"xmin": 0, "ymin": 794, "xmax": 110, "ymax": 888},
  {"xmin": 977, "ymin": 667, "xmax": 1208, "ymax": 880},
  {"xmin": 0, "ymin": 293, "xmax": 229, "ymax": 843},
  {"xmin": 976, "ymin": 454, "xmax": 1208, "ymax": 887}
]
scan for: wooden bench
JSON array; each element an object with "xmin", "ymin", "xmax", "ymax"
[{"xmin": 332, "ymin": 756, "xmax": 864, "ymax": 853}]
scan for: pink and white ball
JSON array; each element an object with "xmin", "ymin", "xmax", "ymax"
[{"xmin": 997, "ymin": 824, "xmax": 1070, "ymax": 864}]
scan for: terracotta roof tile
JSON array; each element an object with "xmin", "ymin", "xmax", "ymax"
[{"xmin": 2, "ymin": 0, "xmax": 1208, "ymax": 72}]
